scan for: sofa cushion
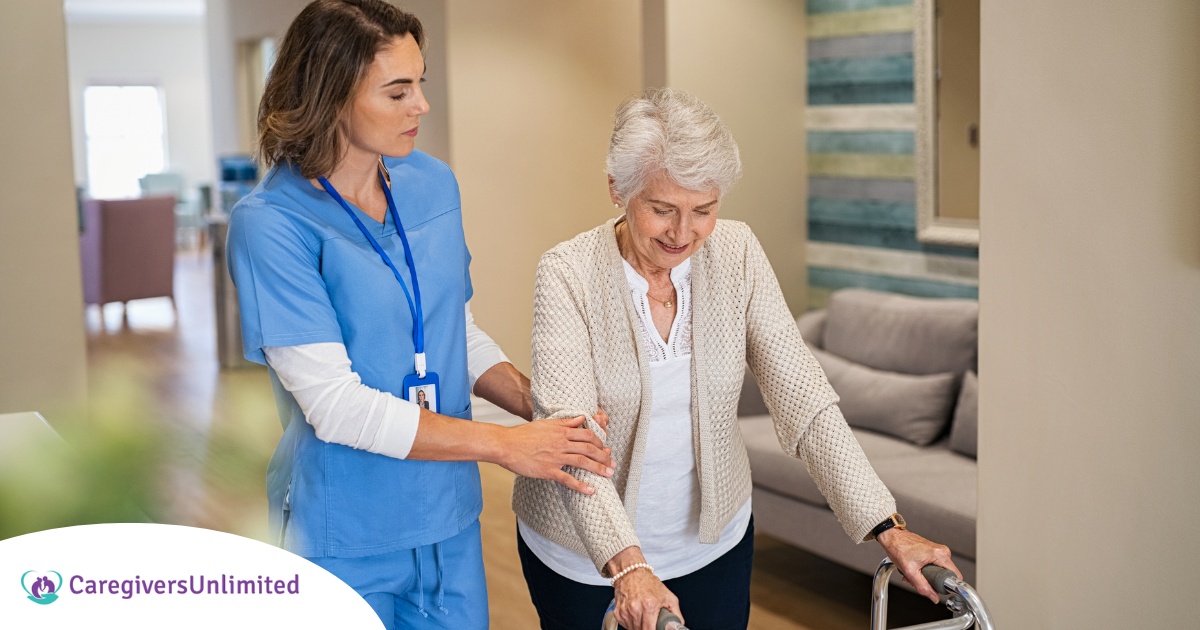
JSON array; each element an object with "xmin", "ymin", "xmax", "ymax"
[
  {"xmin": 739, "ymin": 415, "xmax": 827, "ymax": 507},
  {"xmin": 738, "ymin": 370, "xmax": 767, "ymax": 418},
  {"xmin": 739, "ymin": 416, "xmax": 977, "ymax": 559},
  {"xmin": 812, "ymin": 348, "xmax": 958, "ymax": 446},
  {"xmin": 863, "ymin": 431, "xmax": 977, "ymax": 560},
  {"xmin": 823, "ymin": 289, "xmax": 978, "ymax": 376},
  {"xmin": 948, "ymin": 370, "xmax": 979, "ymax": 459}
]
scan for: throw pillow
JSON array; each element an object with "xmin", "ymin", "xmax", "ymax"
[
  {"xmin": 811, "ymin": 347, "xmax": 959, "ymax": 446},
  {"xmin": 948, "ymin": 370, "xmax": 979, "ymax": 458}
]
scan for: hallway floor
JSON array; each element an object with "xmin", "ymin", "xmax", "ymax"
[{"xmin": 82, "ymin": 246, "xmax": 945, "ymax": 629}]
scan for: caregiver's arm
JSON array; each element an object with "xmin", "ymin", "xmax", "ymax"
[{"xmin": 264, "ymin": 343, "xmax": 612, "ymax": 494}]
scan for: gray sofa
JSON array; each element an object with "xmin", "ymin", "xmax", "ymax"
[{"xmin": 738, "ymin": 288, "xmax": 980, "ymax": 583}]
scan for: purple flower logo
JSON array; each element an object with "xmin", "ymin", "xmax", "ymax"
[{"xmin": 21, "ymin": 571, "xmax": 63, "ymax": 605}]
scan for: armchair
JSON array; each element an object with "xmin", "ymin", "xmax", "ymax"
[{"xmin": 79, "ymin": 195, "xmax": 177, "ymax": 327}]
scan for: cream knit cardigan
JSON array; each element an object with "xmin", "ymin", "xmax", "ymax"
[{"xmin": 512, "ymin": 218, "xmax": 896, "ymax": 574}]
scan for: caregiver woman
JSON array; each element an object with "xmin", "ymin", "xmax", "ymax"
[{"xmin": 226, "ymin": 1, "xmax": 613, "ymax": 628}]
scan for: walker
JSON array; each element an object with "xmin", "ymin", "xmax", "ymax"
[
  {"xmin": 599, "ymin": 558, "xmax": 993, "ymax": 630},
  {"xmin": 871, "ymin": 559, "xmax": 995, "ymax": 630}
]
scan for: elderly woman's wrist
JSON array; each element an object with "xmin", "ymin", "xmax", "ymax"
[
  {"xmin": 875, "ymin": 526, "xmax": 903, "ymax": 547},
  {"xmin": 604, "ymin": 546, "xmax": 646, "ymax": 577},
  {"xmin": 610, "ymin": 562, "xmax": 654, "ymax": 587}
]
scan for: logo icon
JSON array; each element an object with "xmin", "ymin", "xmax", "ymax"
[{"xmin": 21, "ymin": 571, "xmax": 63, "ymax": 605}]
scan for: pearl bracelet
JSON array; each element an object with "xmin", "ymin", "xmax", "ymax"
[{"xmin": 610, "ymin": 562, "xmax": 653, "ymax": 586}]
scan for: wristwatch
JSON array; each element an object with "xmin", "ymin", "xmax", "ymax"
[{"xmin": 866, "ymin": 513, "xmax": 906, "ymax": 541}]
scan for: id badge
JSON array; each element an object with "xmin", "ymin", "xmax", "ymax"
[{"xmin": 402, "ymin": 371, "xmax": 440, "ymax": 413}]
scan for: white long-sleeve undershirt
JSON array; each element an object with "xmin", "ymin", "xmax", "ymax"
[{"xmin": 263, "ymin": 303, "xmax": 510, "ymax": 459}]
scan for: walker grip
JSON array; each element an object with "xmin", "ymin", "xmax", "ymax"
[
  {"xmin": 600, "ymin": 600, "xmax": 688, "ymax": 630},
  {"xmin": 656, "ymin": 608, "xmax": 686, "ymax": 630},
  {"xmin": 920, "ymin": 564, "xmax": 959, "ymax": 596}
]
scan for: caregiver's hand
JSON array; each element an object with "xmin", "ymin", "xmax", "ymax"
[{"xmin": 496, "ymin": 416, "xmax": 614, "ymax": 495}]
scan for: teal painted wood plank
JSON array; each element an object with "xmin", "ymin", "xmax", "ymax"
[
  {"xmin": 808, "ymin": 131, "xmax": 914, "ymax": 154},
  {"xmin": 809, "ymin": 55, "xmax": 913, "ymax": 86},
  {"xmin": 808, "ymin": 197, "xmax": 916, "ymax": 229},
  {"xmin": 809, "ymin": 267, "xmax": 979, "ymax": 299},
  {"xmin": 808, "ymin": 222, "xmax": 979, "ymax": 258},
  {"xmin": 809, "ymin": 84, "xmax": 914, "ymax": 105},
  {"xmin": 808, "ymin": 0, "xmax": 912, "ymax": 16}
]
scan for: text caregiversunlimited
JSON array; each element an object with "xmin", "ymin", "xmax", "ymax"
[{"xmin": 69, "ymin": 574, "xmax": 300, "ymax": 600}]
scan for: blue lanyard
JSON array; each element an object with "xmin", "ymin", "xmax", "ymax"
[{"xmin": 319, "ymin": 169, "xmax": 428, "ymax": 376}]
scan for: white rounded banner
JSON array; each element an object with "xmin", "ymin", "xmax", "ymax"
[{"xmin": 0, "ymin": 523, "xmax": 383, "ymax": 628}]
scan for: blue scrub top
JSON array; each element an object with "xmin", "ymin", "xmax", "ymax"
[{"xmin": 227, "ymin": 152, "xmax": 482, "ymax": 558}]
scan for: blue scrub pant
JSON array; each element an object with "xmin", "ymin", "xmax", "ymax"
[{"xmin": 308, "ymin": 519, "xmax": 489, "ymax": 629}]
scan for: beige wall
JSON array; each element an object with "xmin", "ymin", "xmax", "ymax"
[
  {"xmin": 978, "ymin": 0, "xmax": 1200, "ymax": 626},
  {"xmin": 653, "ymin": 0, "xmax": 808, "ymax": 312},
  {"xmin": 0, "ymin": 1, "xmax": 88, "ymax": 417},
  {"xmin": 399, "ymin": 0, "xmax": 450, "ymax": 163},
  {"xmin": 445, "ymin": 0, "xmax": 642, "ymax": 371}
]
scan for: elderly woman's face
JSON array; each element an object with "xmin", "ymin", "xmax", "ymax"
[
  {"xmin": 618, "ymin": 172, "xmax": 719, "ymax": 271},
  {"xmin": 341, "ymin": 34, "xmax": 430, "ymax": 160}
]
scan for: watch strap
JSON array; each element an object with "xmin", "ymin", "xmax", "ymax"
[{"xmin": 867, "ymin": 513, "xmax": 906, "ymax": 541}]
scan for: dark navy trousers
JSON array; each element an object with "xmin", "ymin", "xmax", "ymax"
[{"xmin": 518, "ymin": 516, "xmax": 755, "ymax": 630}]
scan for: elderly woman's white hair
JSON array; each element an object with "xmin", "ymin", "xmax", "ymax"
[{"xmin": 606, "ymin": 87, "xmax": 742, "ymax": 205}]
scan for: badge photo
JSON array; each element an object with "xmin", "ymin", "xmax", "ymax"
[{"xmin": 403, "ymin": 372, "xmax": 439, "ymax": 413}]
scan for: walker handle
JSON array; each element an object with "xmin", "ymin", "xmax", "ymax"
[
  {"xmin": 601, "ymin": 600, "xmax": 688, "ymax": 630},
  {"xmin": 920, "ymin": 564, "xmax": 959, "ymax": 597},
  {"xmin": 656, "ymin": 608, "xmax": 687, "ymax": 630}
]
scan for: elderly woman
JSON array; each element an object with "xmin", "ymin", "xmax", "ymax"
[{"xmin": 512, "ymin": 88, "xmax": 959, "ymax": 630}]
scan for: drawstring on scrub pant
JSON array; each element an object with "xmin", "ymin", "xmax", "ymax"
[{"xmin": 413, "ymin": 541, "xmax": 449, "ymax": 618}]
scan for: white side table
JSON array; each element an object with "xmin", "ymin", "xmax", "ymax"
[{"xmin": 0, "ymin": 412, "xmax": 62, "ymax": 457}]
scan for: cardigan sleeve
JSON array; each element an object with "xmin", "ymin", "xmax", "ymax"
[
  {"xmin": 530, "ymin": 252, "xmax": 641, "ymax": 574},
  {"xmin": 741, "ymin": 227, "xmax": 896, "ymax": 543}
]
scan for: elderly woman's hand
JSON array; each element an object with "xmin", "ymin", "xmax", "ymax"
[
  {"xmin": 876, "ymin": 528, "xmax": 961, "ymax": 604},
  {"xmin": 607, "ymin": 547, "xmax": 683, "ymax": 630}
]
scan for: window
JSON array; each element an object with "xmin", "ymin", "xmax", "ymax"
[{"xmin": 83, "ymin": 85, "xmax": 167, "ymax": 199}]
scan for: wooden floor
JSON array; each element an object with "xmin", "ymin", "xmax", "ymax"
[{"xmin": 83, "ymin": 247, "xmax": 943, "ymax": 629}]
